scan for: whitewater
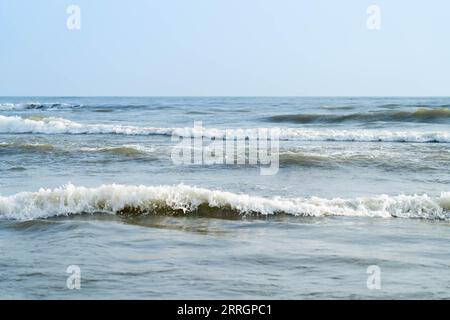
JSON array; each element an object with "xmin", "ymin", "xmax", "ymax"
[
  {"xmin": 1, "ymin": 184, "xmax": 449, "ymax": 220},
  {"xmin": 1, "ymin": 115, "xmax": 449, "ymax": 142}
]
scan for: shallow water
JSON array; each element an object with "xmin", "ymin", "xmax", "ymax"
[
  {"xmin": 0, "ymin": 97, "xmax": 449, "ymax": 298},
  {"xmin": 2, "ymin": 216, "xmax": 450, "ymax": 299}
]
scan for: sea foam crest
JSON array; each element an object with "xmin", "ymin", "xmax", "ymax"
[
  {"xmin": 0, "ymin": 115, "xmax": 449, "ymax": 142},
  {"xmin": 0, "ymin": 115, "xmax": 173, "ymax": 135},
  {"xmin": 0, "ymin": 102, "xmax": 76, "ymax": 110},
  {"xmin": 0, "ymin": 184, "xmax": 449, "ymax": 220}
]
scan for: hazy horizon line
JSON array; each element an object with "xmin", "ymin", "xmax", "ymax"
[{"xmin": 1, "ymin": 95, "xmax": 450, "ymax": 98}]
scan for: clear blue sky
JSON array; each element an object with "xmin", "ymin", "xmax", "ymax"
[{"xmin": 1, "ymin": 0, "xmax": 449, "ymax": 96}]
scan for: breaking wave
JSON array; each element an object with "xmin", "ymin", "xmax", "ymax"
[
  {"xmin": 0, "ymin": 184, "xmax": 449, "ymax": 221},
  {"xmin": 0, "ymin": 115, "xmax": 174, "ymax": 135},
  {"xmin": 0, "ymin": 115, "xmax": 449, "ymax": 142}
]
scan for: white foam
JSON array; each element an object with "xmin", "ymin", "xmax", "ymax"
[
  {"xmin": 0, "ymin": 115, "xmax": 173, "ymax": 135},
  {"xmin": 277, "ymin": 128, "xmax": 450, "ymax": 143},
  {"xmin": 0, "ymin": 184, "xmax": 449, "ymax": 220},
  {"xmin": 0, "ymin": 103, "xmax": 17, "ymax": 110},
  {"xmin": 0, "ymin": 115, "xmax": 449, "ymax": 142}
]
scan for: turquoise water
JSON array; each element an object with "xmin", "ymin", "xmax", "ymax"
[{"xmin": 0, "ymin": 97, "xmax": 449, "ymax": 298}]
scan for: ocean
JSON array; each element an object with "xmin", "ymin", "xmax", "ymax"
[{"xmin": 0, "ymin": 96, "xmax": 449, "ymax": 299}]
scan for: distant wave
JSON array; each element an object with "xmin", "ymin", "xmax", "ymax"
[
  {"xmin": 0, "ymin": 184, "xmax": 449, "ymax": 220},
  {"xmin": 0, "ymin": 102, "xmax": 167, "ymax": 111},
  {"xmin": 0, "ymin": 102, "xmax": 79, "ymax": 110},
  {"xmin": 319, "ymin": 105, "xmax": 356, "ymax": 110},
  {"xmin": 376, "ymin": 104, "xmax": 450, "ymax": 109},
  {"xmin": 278, "ymin": 150, "xmax": 381, "ymax": 167},
  {"xmin": 0, "ymin": 141, "xmax": 56, "ymax": 152},
  {"xmin": 1, "ymin": 115, "xmax": 449, "ymax": 142},
  {"xmin": 267, "ymin": 108, "xmax": 450, "ymax": 124},
  {"xmin": 278, "ymin": 150, "xmax": 450, "ymax": 171},
  {"xmin": 79, "ymin": 145, "xmax": 156, "ymax": 156},
  {"xmin": 0, "ymin": 140, "xmax": 157, "ymax": 157}
]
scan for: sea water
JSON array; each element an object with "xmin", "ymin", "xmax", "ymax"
[{"xmin": 0, "ymin": 97, "xmax": 449, "ymax": 299}]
